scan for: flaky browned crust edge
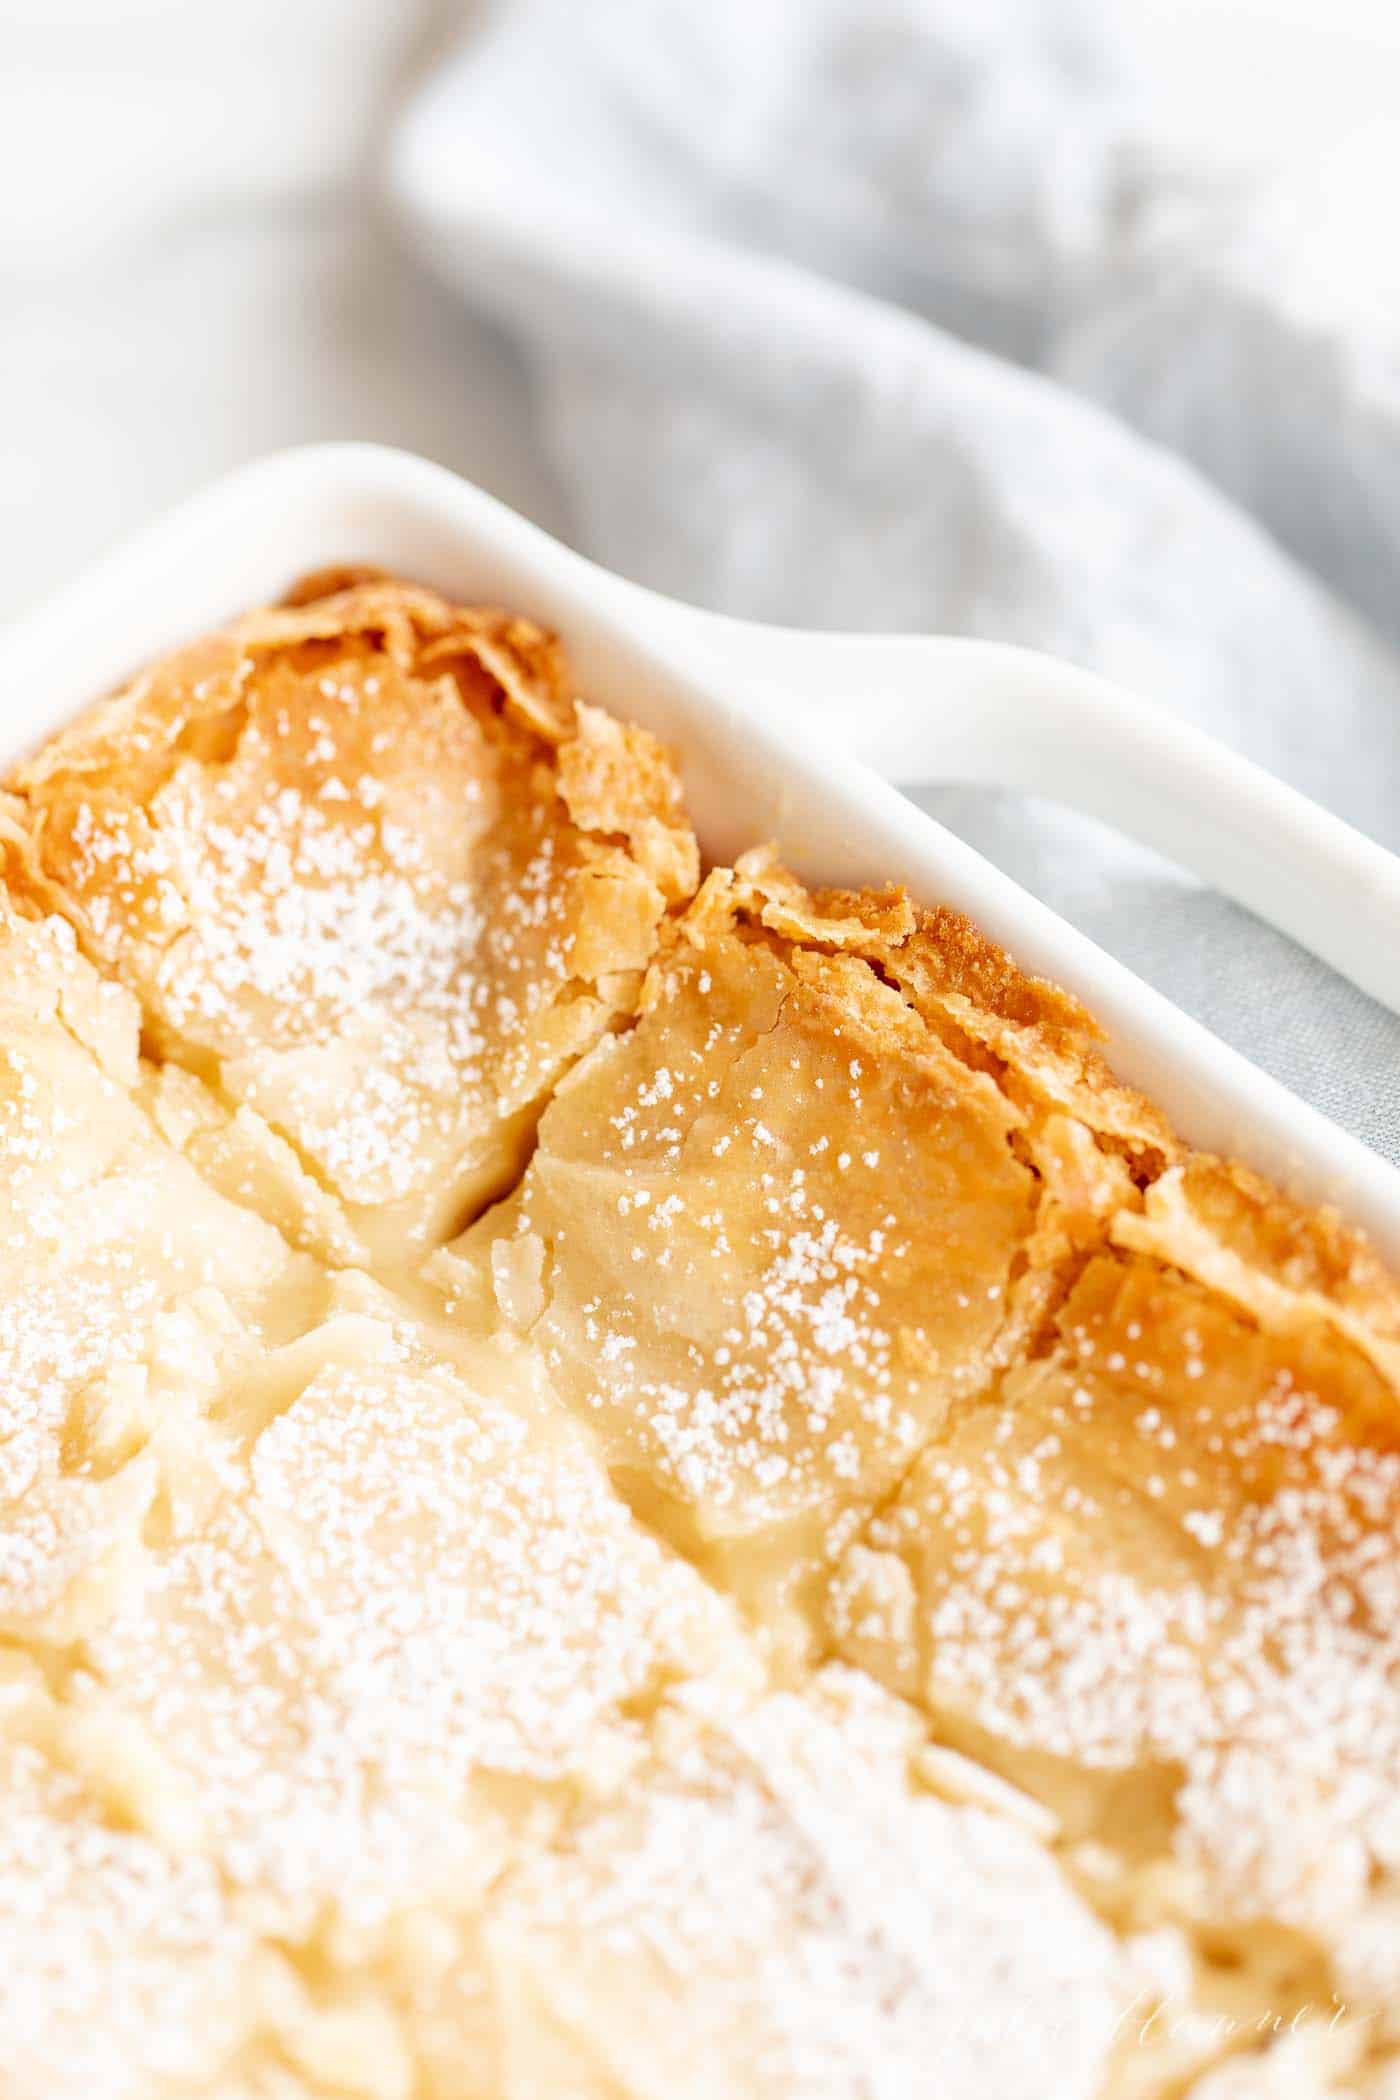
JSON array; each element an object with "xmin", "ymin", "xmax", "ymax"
[
  {"xmin": 11, "ymin": 567, "xmax": 1398, "ymax": 1373},
  {"xmin": 699, "ymin": 846, "xmax": 1400, "ymax": 1375}
]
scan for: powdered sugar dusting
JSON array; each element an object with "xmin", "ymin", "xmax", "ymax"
[
  {"xmin": 0, "ymin": 1733, "xmax": 259, "ymax": 2100},
  {"xmin": 475, "ymin": 928, "xmax": 1034, "ymax": 1570},
  {"xmin": 835, "ymin": 1257, "xmax": 1400, "ymax": 1931},
  {"xmin": 0, "ymin": 908, "xmax": 301, "ymax": 1628},
  {"xmin": 81, "ymin": 1333, "xmax": 748, "ymax": 1933},
  {"xmin": 487, "ymin": 1667, "xmax": 1123, "ymax": 2100},
  {"xmin": 26, "ymin": 637, "xmax": 688, "ymax": 1247}
]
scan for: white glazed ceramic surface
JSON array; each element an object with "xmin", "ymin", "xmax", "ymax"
[{"xmin": 3, "ymin": 443, "xmax": 1398, "ymax": 1263}]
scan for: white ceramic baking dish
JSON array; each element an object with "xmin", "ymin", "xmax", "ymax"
[{"xmin": 3, "ymin": 442, "xmax": 1398, "ymax": 1263}]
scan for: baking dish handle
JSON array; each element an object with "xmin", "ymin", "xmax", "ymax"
[{"xmin": 613, "ymin": 596, "xmax": 1400, "ymax": 1022}]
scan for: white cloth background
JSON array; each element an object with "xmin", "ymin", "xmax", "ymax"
[{"xmin": 2, "ymin": 0, "xmax": 1398, "ymax": 1160}]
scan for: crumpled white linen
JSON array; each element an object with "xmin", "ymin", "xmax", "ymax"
[
  {"xmin": 1056, "ymin": 122, "xmax": 1400, "ymax": 653},
  {"xmin": 391, "ymin": 0, "xmax": 1400, "ymax": 1161}
]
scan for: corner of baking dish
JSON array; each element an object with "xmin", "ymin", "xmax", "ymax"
[{"xmin": 3, "ymin": 442, "xmax": 1397, "ymax": 1263}]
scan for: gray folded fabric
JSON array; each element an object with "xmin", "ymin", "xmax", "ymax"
[{"xmin": 1057, "ymin": 125, "xmax": 1400, "ymax": 651}]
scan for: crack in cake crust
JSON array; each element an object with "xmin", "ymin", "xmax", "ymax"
[{"xmin": 447, "ymin": 846, "xmax": 1170, "ymax": 1648}]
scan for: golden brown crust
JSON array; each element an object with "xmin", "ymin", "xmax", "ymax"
[
  {"xmin": 1123, "ymin": 1152, "xmax": 1400, "ymax": 1339},
  {"xmin": 451, "ymin": 839, "xmax": 1185, "ymax": 1646},
  {"xmin": 831, "ymin": 1239, "xmax": 1400, "ymax": 1886},
  {"xmin": 14, "ymin": 578, "xmax": 578, "ymax": 811},
  {"xmin": 728, "ymin": 846, "xmax": 917, "ymax": 949},
  {"xmin": 726, "ymin": 844, "xmax": 1175, "ymax": 1173},
  {"xmin": 7, "ymin": 575, "xmax": 699, "ymax": 1262},
  {"xmin": 277, "ymin": 560, "xmax": 393, "ymax": 605},
  {"xmin": 557, "ymin": 702, "xmax": 700, "ymax": 904},
  {"xmin": 794, "ymin": 873, "xmax": 1400, "ymax": 1364}
]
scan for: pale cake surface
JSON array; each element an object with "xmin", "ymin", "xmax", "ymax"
[
  {"xmin": 468, "ymin": 1666, "xmax": 1124, "ymax": 2100},
  {"xmin": 0, "ymin": 884, "xmax": 324, "ymax": 1645},
  {"xmin": 0, "ymin": 576, "xmax": 1396, "ymax": 2100},
  {"xmin": 76, "ymin": 1299, "xmax": 755, "ymax": 1946}
]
